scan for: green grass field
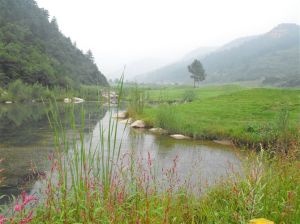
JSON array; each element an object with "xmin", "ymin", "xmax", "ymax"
[
  {"xmin": 144, "ymin": 84, "xmax": 246, "ymax": 102},
  {"xmin": 135, "ymin": 86, "xmax": 300, "ymax": 148}
]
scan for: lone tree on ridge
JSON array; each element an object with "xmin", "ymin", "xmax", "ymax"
[{"xmin": 188, "ymin": 59, "xmax": 206, "ymax": 87}]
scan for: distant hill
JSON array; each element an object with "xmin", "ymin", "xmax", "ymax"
[
  {"xmin": 137, "ymin": 24, "xmax": 300, "ymax": 87},
  {"xmin": 0, "ymin": 0, "xmax": 108, "ymax": 87},
  {"xmin": 217, "ymin": 35, "xmax": 258, "ymax": 52},
  {"xmin": 136, "ymin": 47, "xmax": 216, "ymax": 84},
  {"xmin": 182, "ymin": 47, "xmax": 218, "ymax": 61}
]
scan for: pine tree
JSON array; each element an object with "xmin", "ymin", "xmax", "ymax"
[{"xmin": 188, "ymin": 59, "xmax": 206, "ymax": 87}]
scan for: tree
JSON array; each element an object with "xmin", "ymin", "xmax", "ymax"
[
  {"xmin": 50, "ymin": 17, "xmax": 59, "ymax": 31},
  {"xmin": 85, "ymin": 50, "xmax": 94, "ymax": 63},
  {"xmin": 188, "ymin": 59, "xmax": 206, "ymax": 87}
]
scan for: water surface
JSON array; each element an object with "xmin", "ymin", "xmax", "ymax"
[{"xmin": 0, "ymin": 102, "xmax": 242, "ymax": 203}]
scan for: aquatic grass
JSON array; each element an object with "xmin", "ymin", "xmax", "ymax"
[
  {"xmin": 127, "ymin": 83, "xmax": 147, "ymax": 117},
  {"xmin": 28, "ymin": 77, "xmax": 204, "ymax": 223},
  {"xmin": 0, "ymin": 79, "xmax": 107, "ymax": 103},
  {"xmin": 196, "ymin": 147, "xmax": 300, "ymax": 223},
  {"xmin": 30, "ymin": 139, "xmax": 300, "ymax": 223}
]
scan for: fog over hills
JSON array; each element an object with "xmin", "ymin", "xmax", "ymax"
[
  {"xmin": 136, "ymin": 23, "xmax": 300, "ymax": 87},
  {"xmin": 135, "ymin": 47, "xmax": 217, "ymax": 84},
  {"xmin": 108, "ymin": 57, "xmax": 174, "ymax": 81}
]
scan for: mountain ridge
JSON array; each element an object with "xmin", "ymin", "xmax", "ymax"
[{"xmin": 137, "ymin": 23, "xmax": 300, "ymax": 87}]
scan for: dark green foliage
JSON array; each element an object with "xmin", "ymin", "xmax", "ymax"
[
  {"xmin": 187, "ymin": 59, "xmax": 206, "ymax": 87},
  {"xmin": 0, "ymin": 79, "xmax": 105, "ymax": 102},
  {"xmin": 0, "ymin": 0, "xmax": 108, "ymax": 88}
]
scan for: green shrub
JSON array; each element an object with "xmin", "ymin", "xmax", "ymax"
[
  {"xmin": 182, "ymin": 89, "xmax": 196, "ymax": 102},
  {"xmin": 8, "ymin": 79, "xmax": 32, "ymax": 102}
]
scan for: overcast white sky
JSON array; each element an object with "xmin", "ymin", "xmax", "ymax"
[{"xmin": 36, "ymin": 0, "xmax": 300, "ymax": 78}]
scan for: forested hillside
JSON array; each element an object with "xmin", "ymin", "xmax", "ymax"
[
  {"xmin": 137, "ymin": 24, "xmax": 300, "ymax": 87},
  {"xmin": 0, "ymin": 0, "xmax": 108, "ymax": 88},
  {"xmin": 204, "ymin": 23, "xmax": 300, "ymax": 86}
]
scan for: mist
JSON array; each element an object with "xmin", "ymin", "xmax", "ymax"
[{"xmin": 35, "ymin": 0, "xmax": 300, "ymax": 80}]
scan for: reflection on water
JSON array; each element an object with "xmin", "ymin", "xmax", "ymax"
[
  {"xmin": 0, "ymin": 102, "xmax": 106, "ymax": 203},
  {"xmin": 0, "ymin": 102, "xmax": 242, "ymax": 204},
  {"xmin": 89, "ymin": 109, "xmax": 242, "ymax": 191}
]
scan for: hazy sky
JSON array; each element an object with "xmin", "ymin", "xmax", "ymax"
[{"xmin": 36, "ymin": 0, "xmax": 300, "ymax": 78}]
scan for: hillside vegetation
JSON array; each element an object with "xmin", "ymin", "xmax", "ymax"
[{"xmin": 0, "ymin": 0, "xmax": 108, "ymax": 88}]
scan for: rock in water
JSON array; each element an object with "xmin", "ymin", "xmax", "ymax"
[
  {"xmin": 64, "ymin": 98, "xmax": 71, "ymax": 103},
  {"xmin": 170, "ymin": 134, "xmax": 190, "ymax": 140},
  {"xmin": 149, "ymin": 128, "xmax": 168, "ymax": 135},
  {"xmin": 72, "ymin": 97, "xmax": 85, "ymax": 103},
  {"xmin": 112, "ymin": 111, "xmax": 128, "ymax": 119},
  {"xmin": 213, "ymin": 140, "xmax": 234, "ymax": 146},
  {"xmin": 130, "ymin": 120, "xmax": 146, "ymax": 128},
  {"xmin": 119, "ymin": 118, "xmax": 133, "ymax": 124}
]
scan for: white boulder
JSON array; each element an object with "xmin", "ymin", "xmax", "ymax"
[
  {"xmin": 64, "ymin": 98, "xmax": 72, "ymax": 103},
  {"xmin": 113, "ymin": 111, "xmax": 128, "ymax": 119},
  {"xmin": 119, "ymin": 118, "xmax": 133, "ymax": 124},
  {"xmin": 170, "ymin": 134, "xmax": 190, "ymax": 140},
  {"xmin": 149, "ymin": 128, "xmax": 168, "ymax": 135},
  {"xmin": 213, "ymin": 140, "xmax": 234, "ymax": 146},
  {"xmin": 72, "ymin": 97, "xmax": 85, "ymax": 103},
  {"xmin": 130, "ymin": 120, "xmax": 146, "ymax": 128}
]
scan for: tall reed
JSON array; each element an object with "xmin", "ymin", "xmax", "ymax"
[
  {"xmin": 30, "ymin": 76, "xmax": 203, "ymax": 223},
  {"xmin": 127, "ymin": 83, "xmax": 147, "ymax": 117}
]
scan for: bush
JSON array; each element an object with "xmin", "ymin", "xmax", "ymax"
[
  {"xmin": 182, "ymin": 89, "xmax": 196, "ymax": 102},
  {"xmin": 31, "ymin": 82, "xmax": 45, "ymax": 100},
  {"xmin": 8, "ymin": 79, "xmax": 32, "ymax": 102}
]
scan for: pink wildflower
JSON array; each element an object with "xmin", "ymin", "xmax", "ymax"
[
  {"xmin": 14, "ymin": 192, "xmax": 38, "ymax": 212},
  {"xmin": 23, "ymin": 195, "xmax": 37, "ymax": 206},
  {"xmin": 0, "ymin": 215, "xmax": 7, "ymax": 224},
  {"xmin": 21, "ymin": 191, "xmax": 38, "ymax": 206},
  {"xmin": 14, "ymin": 204, "xmax": 23, "ymax": 212}
]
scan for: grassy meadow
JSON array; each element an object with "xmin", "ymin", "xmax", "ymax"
[
  {"xmin": 131, "ymin": 85, "xmax": 300, "ymax": 149},
  {"xmin": 144, "ymin": 85, "xmax": 246, "ymax": 103}
]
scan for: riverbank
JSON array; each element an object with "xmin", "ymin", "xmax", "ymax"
[
  {"xmin": 130, "ymin": 86, "xmax": 300, "ymax": 150},
  {"xmin": 0, "ymin": 100, "xmax": 299, "ymax": 223},
  {"xmin": 0, "ymin": 79, "xmax": 107, "ymax": 103}
]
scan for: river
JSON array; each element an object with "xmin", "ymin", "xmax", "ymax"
[{"xmin": 0, "ymin": 102, "xmax": 242, "ymax": 204}]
